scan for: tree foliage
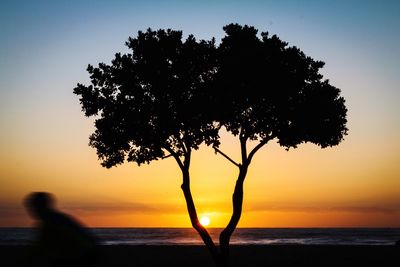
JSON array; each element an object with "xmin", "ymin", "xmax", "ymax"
[
  {"xmin": 74, "ymin": 25, "xmax": 347, "ymax": 168},
  {"xmin": 74, "ymin": 29, "xmax": 218, "ymax": 168},
  {"xmin": 215, "ymin": 24, "xmax": 347, "ymax": 149}
]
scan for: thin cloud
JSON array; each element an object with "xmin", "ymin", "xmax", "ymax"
[
  {"xmin": 246, "ymin": 203, "xmax": 400, "ymax": 214},
  {"xmin": 60, "ymin": 201, "xmax": 186, "ymax": 215},
  {"xmin": 0, "ymin": 204, "xmax": 26, "ymax": 217},
  {"xmin": 328, "ymin": 206, "xmax": 398, "ymax": 214},
  {"xmin": 0, "ymin": 201, "xmax": 186, "ymax": 218}
]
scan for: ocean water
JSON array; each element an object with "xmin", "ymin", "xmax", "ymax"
[{"xmin": 0, "ymin": 228, "xmax": 399, "ymax": 246}]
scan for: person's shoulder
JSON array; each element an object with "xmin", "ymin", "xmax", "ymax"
[{"xmin": 47, "ymin": 211, "xmax": 79, "ymax": 227}]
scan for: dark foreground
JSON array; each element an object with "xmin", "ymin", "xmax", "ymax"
[{"xmin": 1, "ymin": 245, "xmax": 399, "ymax": 267}]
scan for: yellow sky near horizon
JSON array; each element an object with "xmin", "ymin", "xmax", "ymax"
[{"xmin": 1, "ymin": 125, "xmax": 400, "ymax": 227}]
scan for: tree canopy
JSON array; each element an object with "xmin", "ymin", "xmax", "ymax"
[
  {"xmin": 74, "ymin": 25, "xmax": 347, "ymax": 168},
  {"xmin": 74, "ymin": 29, "xmax": 219, "ymax": 168},
  {"xmin": 215, "ymin": 24, "xmax": 347, "ymax": 150}
]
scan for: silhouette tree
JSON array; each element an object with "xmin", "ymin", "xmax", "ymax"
[{"xmin": 74, "ymin": 25, "xmax": 347, "ymax": 267}]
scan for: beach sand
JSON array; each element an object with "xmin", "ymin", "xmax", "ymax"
[{"xmin": 2, "ymin": 245, "xmax": 399, "ymax": 267}]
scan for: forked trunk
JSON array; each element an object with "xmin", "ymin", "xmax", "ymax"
[
  {"xmin": 180, "ymin": 165, "xmax": 248, "ymax": 267},
  {"xmin": 176, "ymin": 143, "xmax": 251, "ymax": 267}
]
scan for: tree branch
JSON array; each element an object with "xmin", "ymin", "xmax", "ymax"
[
  {"xmin": 164, "ymin": 146, "xmax": 184, "ymax": 170},
  {"xmin": 213, "ymin": 146, "xmax": 241, "ymax": 168},
  {"xmin": 179, "ymin": 139, "xmax": 188, "ymax": 154},
  {"xmin": 161, "ymin": 154, "xmax": 173, "ymax": 159},
  {"xmin": 247, "ymin": 138, "xmax": 270, "ymax": 164},
  {"xmin": 183, "ymin": 145, "xmax": 191, "ymax": 169},
  {"xmin": 240, "ymin": 135, "xmax": 247, "ymax": 164}
]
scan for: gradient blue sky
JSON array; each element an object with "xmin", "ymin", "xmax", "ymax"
[{"xmin": 1, "ymin": 1, "xmax": 399, "ymax": 227}]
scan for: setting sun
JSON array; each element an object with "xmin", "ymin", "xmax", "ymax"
[{"xmin": 200, "ymin": 216, "xmax": 210, "ymax": 227}]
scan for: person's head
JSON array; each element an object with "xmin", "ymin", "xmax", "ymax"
[{"xmin": 24, "ymin": 192, "xmax": 56, "ymax": 220}]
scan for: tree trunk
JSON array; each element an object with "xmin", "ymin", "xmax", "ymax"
[
  {"xmin": 180, "ymin": 167, "xmax": 221, "ymax": 265},
  {"xmin": 219, "ymin": 165, "xmax": 248, "ymax": 267},
  {"xmin": 177, "ymin": 149, "xmax": 251, "ymax": 267}
]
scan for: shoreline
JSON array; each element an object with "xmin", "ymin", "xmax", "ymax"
[{"xmin": 2, "ymin": 245, "xmax": 399, "ymax": 266}]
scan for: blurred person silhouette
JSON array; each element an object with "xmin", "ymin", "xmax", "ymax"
[{"xmin": 24, "ymin": 192, "xmax": 97, "ymax": 267}]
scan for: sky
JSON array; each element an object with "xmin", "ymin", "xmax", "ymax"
[{"xmin": 1, "ymin": 0, "xmax": 399, "ymax": 227}]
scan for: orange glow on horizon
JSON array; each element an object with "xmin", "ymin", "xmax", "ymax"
[{"xmin": 1, "ymin": 130, "xmax": 400, "ymax": 228}]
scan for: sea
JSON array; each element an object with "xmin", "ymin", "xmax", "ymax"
[{"xmin": 1, "ymin": 228, "xmax": 399, "ymax": 246}]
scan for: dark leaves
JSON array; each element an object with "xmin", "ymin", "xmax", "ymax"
[
  {"xmin": 74, "ymin": 28, "xmax": 219, "ymax": 167},
  {"xmin": 74, "ymin": 24, "xmax": 348, "ymax": 168},
  {"xmin": 215, "ymin": 23, "xmax": 348, "ymax": 148}
]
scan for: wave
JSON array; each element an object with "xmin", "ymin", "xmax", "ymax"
[{"xmin": 1, "ymin": 228, "xmax": 399, "ymax": 246}]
